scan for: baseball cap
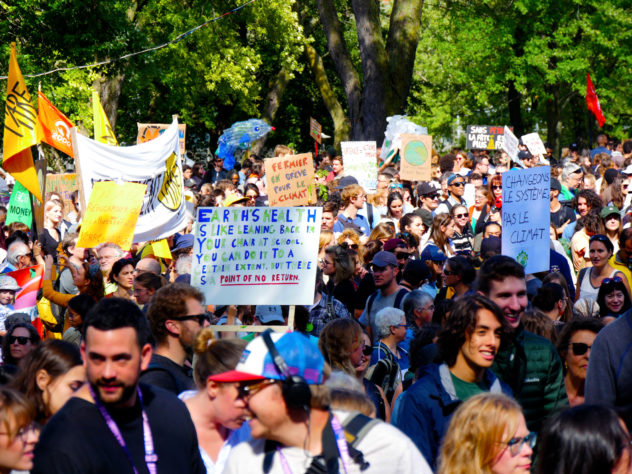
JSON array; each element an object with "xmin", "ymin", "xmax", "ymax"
[
  {"xmin": 413, "ymin": 208, "xmax": 434, "ymax": 229},
  {"xmin": 623, "ymin": 165, "xmax": 632, "ymax": 176},
  {"xmin": 417, "ymin": 182, "xmax": 437, "ymax": 197},
  {"xmin": 254, "ymin": 305, "xmax": 285, "ymax": 325},
  {"xmin": 447, "ymin": 174, "xmax": 463, "ymax": 185},
  {"xmin": 517, "ymin": 150, "xmax": 532, "ymax": 161},
  {"xmin": 336, "ymin": 176, "xmax": 359, "ymax": 190},
  {"xmin": 0, "ymin": 275, "xmax": 20, "ymax": 292},
  {"xmin": 208, "ymin": 331, "xmax": 325, "ymax": 384},
  {"xmin": 564, "ymin": 163, "xmax": 582, "ymax": 175},
  {"xmin": 383, "ymin": 239, "xmax": 407, "ymax": 252},
  {"xmin": 600, "ymin": 205, "xmax": 620, "ymax": 219},
  {"xmin": 171, "ymin": 233, "xmax": 194, "ymax": 252},
  {"xmin": 371, "ymin": 251, "xmax": 398, "ymax": 268},
  {"xmin": 223, "ymin": 194, "xmax": 249, "ymax": 207},
  {"xmin": 420, "ymin": 245, "xmax": 447, "ymax": 263},
  {"xmin": 550, "ymin": 178, "xmax": 561, "ymax": 192}
]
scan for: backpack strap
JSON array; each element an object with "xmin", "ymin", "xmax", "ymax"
[
  {"xmin": 341, "ymin": 412, "xmax": 380, "ymax": 471},
  {"xmin": 325, "ymin": 293, "xmax": 335, "ymax": 321},
  {"xmin": 367, "ymin": 203, "xmax": 374, "ymax": 229},
  {"xmin": 365, "ymin": 291, "xmax": 378, "ymax": 328},
  {"xmin": 393, "ymin": 288, "xmax": 408, "ymax": 309}
]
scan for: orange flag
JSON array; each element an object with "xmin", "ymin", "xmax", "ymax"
[
  {"xmin": 38, "ymin": 91, "xmax": 74, "ymax": 157},
  {"xmin": 2, "ymin": 43, "xmax": 43, "ymax": 202}
]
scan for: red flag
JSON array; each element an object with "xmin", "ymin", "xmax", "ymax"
[
  {"xmin": 586, "ymin": 72, "xmax": 606, "ymax": 127},
  {"xmin": 38, "ymin": 91, "xmax": 75, "ymax": 157}
]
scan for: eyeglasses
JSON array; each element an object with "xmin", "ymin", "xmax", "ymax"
[
  {"xmin": 492, "ymin": 185, "xmax": 502, "ymax": 190},
  {"xmin": 237, "ymin": 379, "xmax": 277, "ymax": 399},
  {"xmin": 454, "ymin": 213, "xmax": 468, "ymax": 219},
  {"xmin": 602, "ymin": 276, "xmax": 623, "ymax": 285},
  {"xmin": 392, "ymin": 324, "xmax": 408, "ymax": 328},
  {"xmin": 451, "ymin": 182, "xmax": 465, "ymax": 187},
  {"xmin": 8, "ymin": 336, "xmax": 30, "ymax": 345},
  {"xmin": 501, "ymin": 432, "xmax": 537, "ymax": 456},
  {"xmin": 171, "ymin": 314, "xmax": 210, "ymax": 326},
  {"xmin": 571, "ymin": 342, "xmax": 592, "ymax": 356},
  {"xmin": 362, "ymin": 345, "xmax": 372, "ymax": 356},
  {"xmin": 0, "ymin": 422, "xmax": 40, "ymax": 443}
]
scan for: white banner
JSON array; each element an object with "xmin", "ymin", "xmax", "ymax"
[
  {"xmin": 74, "ymin": 119, "xmax": 188, "ymax": 243},
  {"xmin": 501, "ymin": 167, "xmax": 550, "ymax": 274},
  {"xmin": 192, "ymin": 206, "xmax": 321, "ymax": 305}
]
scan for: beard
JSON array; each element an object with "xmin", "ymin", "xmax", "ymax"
[{"xmin": 91, "ymin": 379, "xmax": 138, "ymax": 408}]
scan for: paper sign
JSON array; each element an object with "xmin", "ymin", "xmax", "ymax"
[
  {"xmin": 5, "ymin": 182, "xmax": 32, "ymax": 227},
  {"xmin": 192, "ymin": 207, "xmax": 322, "ymax": 305},
  {"xmin": 399, "ymin": 134, "xmax": 432, "ymax": 182},
  {"xmin": 521, "ymin": 133, "xmax": 547, "ymax": 156},
  {"xmin": 45, "ymin": 173, "xmax": 78, "ymax": 217},
  {"xmin": 466, "ymin": 125, "xmax": 512, "ymax": 150},
  {"xmin": 310, "ymin": 117, "xmax": 322, "ymax": 144},
  {"xmin": 264, "ymin": 153, "xmax": 316, "ymax": 207},
  {"xmin": 137, "ymin": 123, "xmax": 187, "ymax": 157},
  {"xmin": 77, "ymin": 181, "xmax": 147, "ymax": 250},
  {"xmin": 341, "ymin": 141, "xmax": 377, "ymax": 192},
  {"xmin": 501, "ymin": 167, "xmax": 550, "ymax": 274},
  {"xmin": 502, "ymin": 126, "xmax": 519, "ymax": 162}
]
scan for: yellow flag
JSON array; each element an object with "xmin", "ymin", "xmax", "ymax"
[
  {"xmin": 2, "ymin": 43, "xmax": 43, "ymax": 202},
  {"xmin": 92, "ymin": 90, "xmax": 118, "ymax": 146},
  {"xmin": 151, "ymin": 239, "xmax": 173, "ymax": 260}
]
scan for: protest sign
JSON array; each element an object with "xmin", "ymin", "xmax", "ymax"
[
  {"xmin": 521, "ymin": 132, "xmax": 547, "ymax": 156},
  {"xmin": 502, "ymin": 126, "xmax": 519, "ymax": 162},
  {"xmin": 8, "ymin": 265, "xmax": 44, "ymax": 335},
  {"xmin": 45, "ymin": 173, "xmax": 77, "ymax": 216},
  {"xmin": 341, "ymin": 141, "xmax": 377, "ymax": 191},
  {"xmin": 73, "ymin": 119, "xmax": 188, "ymax": 242},
  {"xmin": 137, "ymin": 123, "xmax": 187, "ymax": 157},
  {"xmin": 192, "ymin": 206, "xmax": 322, "ymax": 306},
  {"xmin": 399, "ymin": 134, "xmax": 432, "ymax": 181},
  {"xmin": 502, "ymin": 166, "xmax": 550, "ymax": 274},
  {"xmin": 5, "ymin": 182, "xmax": 32, "ymax": 227},
  {"xmin": 310, "ymin": 117, "xmax": 322, "ymax": 144},
  {"xmin": 466, "ymin": 125, "xmax": 511, "ymax": 150},
  {"xmin": 77, "ymin": 181, "xmax": 147, "ymax": 250},
  {"xmin": 264, "ymin": 153, "xmax": 316, "ymax": 207}
]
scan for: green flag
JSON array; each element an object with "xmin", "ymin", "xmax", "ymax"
[{"xmin": 5, "ymin": 181, "xmax": 32, "ymax": 228}]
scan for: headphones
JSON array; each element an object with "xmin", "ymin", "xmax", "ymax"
[{"xmin": 261, "ymin": 329, "xmax": 312, "ymax": 412}]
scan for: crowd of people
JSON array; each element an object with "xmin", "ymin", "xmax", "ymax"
[{"xmin": 0, "ymin": 135, "xmax": 629, "ymax": 472}]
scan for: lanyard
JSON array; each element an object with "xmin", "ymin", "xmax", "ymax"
[
  {"xmin": 89, "ymin": 385, "xmax": 158, "ymax": 474},
  {"xmin": 275, "ymin": 414, "xmax": 351, "ymax": 474}
]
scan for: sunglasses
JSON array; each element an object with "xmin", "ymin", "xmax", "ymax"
[
  {"xmin": 454, "ymin": 213, "xmax": 468, "ymax": 219},
  {"xmin": 443, "ymin": 269, "xmax": 455, "ymax": 276},
  {"xmin": 172, "ymin": 314, "xmax": 210, "ymax": 325},
  {"xmin": 396, "ymin": 252, "xmax": 411, "ymax": 260},
  {"xmin": 589, "ymin": 234, "xmax": 610, "ymax": 245},
  {"xmin": 8, "ymin": 336, "xmax": 30, "ymax": 345},
  {"xmin": 425, "ymin": 194, "xmax": 439, "ymax": 200},
  {"xmin": 451, "ymin": 182, "xmax": 465, "ymax": 187},
  {"xmin": 602, "ymin": 276, "xmax": 623, "ymax": 285},
  {"xmin": 503, "ymin": 432, "xmax": 537, "ymax": 456},
  {"xmin": 362, "ymin": 345, "xmax": 372, "ymax": 356},
  {"xmin": 492, "ymin": 185, "xmax": 502, "ymax": 190},
  {"xmin": 571, "ymin": 342, "xmax": 592, "ymax": 356},
  {"xmin": 237, "ymin": 379, "xmax": 277, "ymax": 399}
]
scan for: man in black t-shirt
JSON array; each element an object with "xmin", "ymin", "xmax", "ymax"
[
  {"xmin": 550, "ymin": 178, "xmax": 575, "ymax": 237},
  {"xmin": 33, "ymin": 298, "xmax": 204, "ymax": 474}
]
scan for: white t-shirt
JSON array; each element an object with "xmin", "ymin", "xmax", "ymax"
[{"xmin": 223, "ymin": 410, "xmax": 431, "ymax": 473}]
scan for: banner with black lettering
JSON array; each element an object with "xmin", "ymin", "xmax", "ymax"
[{"xmin": 74, "ymin": 119, "xmax": 187, "ymax": 242}]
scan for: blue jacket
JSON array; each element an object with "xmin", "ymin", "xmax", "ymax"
[{"xmin": 392, "ymin": 363, "xmax": 512, "ymax": 470}]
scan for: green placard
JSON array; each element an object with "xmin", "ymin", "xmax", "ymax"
[{"xmin": 5, "ymin": 182, "xmax": 32, "ymax": 228}]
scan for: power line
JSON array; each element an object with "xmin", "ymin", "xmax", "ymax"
[{"xmin": 0, "ymin": 0, "xmax": 258, "ymax": 80}]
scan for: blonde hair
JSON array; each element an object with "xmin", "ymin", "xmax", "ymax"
[
  {"xmin": 438, "ymin": 393, "xmax": 524, "ymax": 474},
  {"xmin": 340, "ymin": 184, "xmax": 365, "ymax": 207},
  {"xmin": 368, "ymin": 222, "xmax": 396, "ymax": 242},
  {"xmin": 319, "ymin": 230, "xmax": 334, "ymax": 254}
]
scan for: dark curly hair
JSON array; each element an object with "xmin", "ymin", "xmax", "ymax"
[
  {"xmin": 572, "ymin": 189, "xmax": 603, "ymax": 215},
  {"xmin": 108, "ymin": 258, "xmax": 135, "ymax": 284},
  {"xmin": 437, "ymin": 294, "xmax": 508, "ymax": 367}
]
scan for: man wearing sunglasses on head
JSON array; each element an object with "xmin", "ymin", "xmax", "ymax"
[
  {"xmin": 140, "ymin": 283, "xmax": 209, "ymax": 394},
  {"xmin": 435, "ymin": 174, "xmax": 467, "ymax": 215}
]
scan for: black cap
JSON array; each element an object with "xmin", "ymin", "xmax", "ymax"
[
  {"xmin": 417, "ymin": 182, "xmax": 437, "ymax": 197},
  {"xmin": 402, "ymin": 260, "xmax": 430, "ymax": 287}
]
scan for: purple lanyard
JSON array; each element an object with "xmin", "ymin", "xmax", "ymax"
[
  {"xmin": 275, "ymin": 414, "xmax": 351, "ymax": 474},
  {"xmin": 89, "ymin": 385, "xmax": 158, "ymax": 474}
]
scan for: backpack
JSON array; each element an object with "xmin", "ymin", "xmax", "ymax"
[
  {"xmin": 365, "ymin": 288, "xmax": 408, "ymax": 328},
  {"xmin": 337, "ymin": 215, "xmax": 363, "ymax": 234}
]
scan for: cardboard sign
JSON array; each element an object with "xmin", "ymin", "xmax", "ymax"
[
  {"xmin": 5, "ymin": 182, "xmax": 32, "ymax": 227},
  {"xmin": 45, "ymin": 173, "xmax": 77, "ymax": 218},
  {"xmin": 192, "ymin": 206, "xmax": 322, "ymax": 305},
  {"xmin": 310, "ymin": 117, "xmax": 322, "ymax": 144},
  {"xmin": 137, "ymin": 123, "xmax": 187, "ymax": 157},
  {"xmin": 502, "ymin": 167, "xmax": 550, "ymax": 274},
  {"xmin": 398, "ymin": 134, "xmax": 432, "ymax": 182},
  {"xmin": 264, "ymin": 153, "xmax": 316, "ymax": 207},
  {"xmin": 502, "ymin": 126, "xmax": 519, "ymax": 162},
  {"xmin": 466, "ymin": 125, "xmax": 512, "ymax": 150},
  {"xmin": 521, "ymin": 132, "xmax": 547, "ymax": 156},
  {"xmin": 77, "ymin": 181, "xmax": 147, "ymax": 250},
  {"xmin": 341, "ymin": 141, "xmax": 377, "ymax": 191}
]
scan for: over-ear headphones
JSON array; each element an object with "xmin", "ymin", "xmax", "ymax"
[{"xmin": 261, "ymin": 329, "xmax": 312, "ymax": 412}]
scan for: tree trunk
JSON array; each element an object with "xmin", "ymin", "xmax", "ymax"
[
  {"xmin": 251, "ymin": 67, "xmax": 292, "ymax": 154},
  {"xmin": 93, "ymin": 74, "xmax": 125, "ymax": 131},
  {"xmin": 507, "ymin": 80, "xmax": 524, "ymax": 136}
]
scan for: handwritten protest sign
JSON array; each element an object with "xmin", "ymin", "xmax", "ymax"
[
  {"xmin": 77, "ymin": 181, "xmax": 146, "ymax": 250},
  {"xmin": 137, "ymin": 123, "xmax": 187, "ymax": 157},
  {"xmin": 264, "ymin": 153, "xmax": 316, "ymax": 207},
  {"xmin": 502, "ymin": 126, "xmax": 519, "ymax": 162},
  {"xmin": 502, "ymin": 167, "xmax": 550, "ymax": 274},
  {"xmin": 45, "ymin": 173, "xmax": 78, "ymax": 216},
  {"xmin": 5, "ymin": 182, "xmax": 32, "ymax": 227},
  {"xmin": 310, "ymin": 117, "xmax": 322, "ymax": 144},
  {"xmin": 192, "ymin": 207, "xmax": 322, "ymax": 306},
  {"xmin": 399, "ymin": 134, "xmax": 432, "ymax": 181},
  {"xmin": 521, "ymin": 133, "xmax": 547, "ymax": 156},
  {"xmin": 466, "ymin": 126, "xmax": 512, "ymax": 150},
  {"xmin": 341, "ymin": 141, "xmax": 377, "ymax": 191}
]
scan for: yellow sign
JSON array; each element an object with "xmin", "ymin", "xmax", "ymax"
[{"xmin": 77, "ymin": 181, "xmax": 146, "ymax": 250}]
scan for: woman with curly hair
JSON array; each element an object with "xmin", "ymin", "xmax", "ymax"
[{"xmin": 438, "ymin": 393, "xmax": 533, "ymax": 474}]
